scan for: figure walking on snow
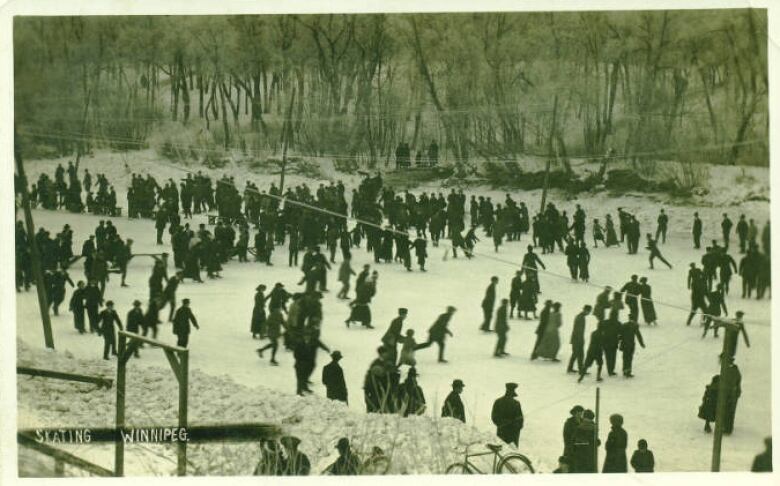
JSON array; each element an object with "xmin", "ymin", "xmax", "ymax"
[
  {"xmin": 417, "ymin": 306, "xmax": 456, "ymax": 363},
  {"xmin": 481, "ymin": 276, "xmax": 498, "ymax": 332},
  {"xmin": 646, "ymin": 234, "xmax": 672, "ymax": 270},
  {"xmin": 494, "ymin": 299, "xmax": 510, "ymax": 357}
]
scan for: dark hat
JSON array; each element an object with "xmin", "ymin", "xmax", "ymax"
[
  {"xmin": 570, "ymin": 405, "xmax": 584, "ymax": 415},
  {"xmin": 336, "ymin": 437, "xmax": 350, "ymax": 450},
  {"xmin": 736, "ymin": 311, "xmax": 744, "ymax": 317},
  {"xmin": 182, "ymin": 298, "xmax": 191, "ymax": 305},
  {"xmin": 398, "ymin": 308, "xmax": 408, "ymax": 315},
  {"xmin": 505, "ymin": 383, "xmax": 518, "ymax": 396},
  {"xmin": 106, "ymin": 300, "xmax": 114, "ymax": 306},
  {"xmin": 583, "ymin": 409, "xmax": 595, "ymax": 420},
  {"xmin": 256, "ymin": 284, "xmax": 266, "ymax": 291},
  {"xmin": 280, "ymin": 436, "xmax": 301, "ymax": 448},
  {"xmin": 446, "ymin": 305, "xmax": 456, "ymax": 313},
  {"xmin": 331, "ymin": 350, "xmax": 343, "ymax": 360},
  {"xmin": 132, "ymin": 300, "xmax": 142, "ymax": 306},
  {"xmin": 452, "ymin": 379, "xmax": 465, "ymax": 388},
  {"xmin": 408, "ymin": 367, "xmax": 419, "ymax": 377}
]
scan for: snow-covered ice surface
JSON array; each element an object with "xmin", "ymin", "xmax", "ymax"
[{"xmin": 15, "ymin": 152, "xmax": 771, "ymax": 473}]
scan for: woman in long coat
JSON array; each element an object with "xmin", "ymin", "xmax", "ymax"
[
  {"xmin": 518, "ymin": 276, "xmax": 538, "ymax": 319},
  {"xmin": 698, "ymin": 375, "xmax": 720, "ymax": 432},
  {"xmin": 251, "ymin": 284, "xmax": 268, "ymax": 338},
  {"xmin": 605, "ymin": 215, "xmax": 619, "ymax": 247},
  {"xmin": 638, "ymin": 277, "xmax": 657, "ymax": 325},
  {"xmin": 536, "ymin": 302, "xmax": 563, "ymax": 360},
  {"xmin": 603, "ymin": 414, "xmax": 628, "ymax": 473}
]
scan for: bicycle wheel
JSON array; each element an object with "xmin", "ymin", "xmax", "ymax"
[
  {"xmin": 497, "ymin": 454, "xmax": 535, "ymax": 474},
  {"xmin": 445, "ymin": 462, "xmax": 472, "ymax": 474}
]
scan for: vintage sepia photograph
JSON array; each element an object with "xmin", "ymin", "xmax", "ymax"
[{"xmin": 4, "ymin": 1, "xmax": 775, "ymax": 480}]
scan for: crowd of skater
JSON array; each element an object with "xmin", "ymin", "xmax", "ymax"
[{"xmin": 15, "ymin": 164, "xmax": 772, "ymax": 473}]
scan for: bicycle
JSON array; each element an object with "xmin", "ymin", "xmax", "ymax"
[{"xmin": 446, "ymin": 443, "xmax": 534, "ymax": 474}]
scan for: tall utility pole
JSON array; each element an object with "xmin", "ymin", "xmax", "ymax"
[
  {"xmin": 279, "ymin": 87, "xmax": 296, "ymax": 194},
  {"xmin": 594, "ymin": 386, "xmax": 601, "ymax": 472},
  {"xmin": 539, "ymin": 94, "xmax": 559, "ymax": 214},
  {"xmin": 15, "ymin": 125, "xmax": 55, "ymax": 349},
  {"xmin": 711, "ymin": 322, "xmax": 739, "ymax": 471}
]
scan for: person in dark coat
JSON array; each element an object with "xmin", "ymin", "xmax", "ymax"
[
  {"xmin": 442, "ymin": 379, "xmax": 466, "ymax": 422},
  {"xmin": 69, "ymin": 280, "xmax": 87, "ymax": 333},
  {"xmin": 751, "ymin": 437, "xmax": 772, "ymax": 472},
  {"xmin": 322, "ymin": 351, "xmax": 348, "ymax": 404},
  {"xmin": 563, "ymin": 405, "xmax": 584, "ymax": 459},
  {"xmin": 578, "ymin": 321, "xmax": 605, "ymax": 383},
  {"xmin": 324, "ymin": 438, "xmax": 361, "ymax": 475},
  {"xmin": 698, "ymin": 375, "xmax": 720, "ymax": 433},
  {"xmin": 494, "ymin": 299, "xmax": 510, "ymax": 357},
  {"xmin": 723, "ymin": 361, "xmax": 742, "ymax": 435},
  {"xmin": 159, "ymin": 271, "xmax": 182, "ymax": 322},
  {"xmin": 603, "ymin": 414, "xmax": 628, "ymax": 473},
  {"xmin": 99, "ymin": 300, "xmax": 123, "ymax": 360},
  {"xmin": 280, "ymin": 436, "xmax": 311, "ymax": 476},
  {"xmin": 491, "ymin": 383, "xmax": 524, "ymax": 446},
  {"xmin": 251, "ymin": 284, "xmax": 269, "ymax": 338},
  {"xmin": 630, "ymin": 439, "xmax": 655, "ymax": 472},
  {"xmin": 646, "ymin": 234, "xmax": 672, "ymax": 269},
  {"xmin": 593, "ymin": 286, "xmax": 612, "ymax": 322},
  {"xmin": 172, "ymin": 298, "xmax": 199, "ymax": 348},
  {"xmin": 480, "ymin": 276, "xmax": 498, "ymax": 332},
  {"xmin": 619, "ymin": 320, "xmax": 646, "ymax": 377},
  {"xmin": 84, "ymin": 280, "xmax": 103, "ymax": 333},
  {"xmin": 638, "ymin": 277, "xmax": 657, "ymax": 326},
  {"xmin": 363, "ymin": 346, "xmax": 399, "ymax": 413},
  {"xmin": 293, "ymin": 330, "xmax": 330, "ymax": 396},
  {"xmin": 571, "ymin": 409, "xmax": 599, "ymax": 473},
  {"xmin": 126, "ymin": 300, "xmax": 144, "ymax": 357},
  {"xmin": 693, "ymin": 212, "xmax": 703, "ymax": 249},
  {"xmin": 398, "ymin": 367, "xmax": 426, "ymax": 417},
  {"xmin": 257, "ymin": 307, "xmax": 284, "ymax": 365},
  {"xmin": 381, "ymin": 308, "xmax": 407, "ymax": 365},
  {"xmin": 567, "ymin": 306, "xmax": 590, "ymax": 374},
  {"xmin": 416, "ymin": 306, "xmax": 456, "ymax": 363},
  {"xmin": 620, "ymin": 275, "xmax": 641, "ymax": 321},
  {"xmin": 530, "ymin": 300, "xmax": 553, "ymax": 360},
  {"xmin": 601, "ymin": 317, "xmax": 621, "ymax": 377}
]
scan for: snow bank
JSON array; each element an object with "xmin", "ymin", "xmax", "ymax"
[{"xmin": 17, "ymin": 340, "xmax": 545, "ymax": 476}]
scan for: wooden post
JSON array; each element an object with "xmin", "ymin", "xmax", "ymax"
[
  {"xmin": 279, "ymin": 87, "xmax": 296, "ymax": 194},
  {"xmin": 114, "ymin": 333, "xmax": 127, "ymax": 477},
  {"xmin": 177, "ymin": 350, "xmax": 189, "ymax": 476},
  {"xmin": 539, "ymin": 94, "xmax": 558, "ymax": 214},
  {"xmin": 711, "ymin": 326, "xmax": 736, "ymax": 472},
  {"xmin": 14, "ymin": 125, "xmax": 55, "ymax": 349},
  {"xmin": 594, "ymin": 387, "xmax": 600, "ymax": 473}
]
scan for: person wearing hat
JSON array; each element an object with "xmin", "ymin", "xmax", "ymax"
[
  {"xmin": 324, "ymin": 438, "xmax": 360, "ymax": 475},
  {"xmin": 363, "ymin": 346, "xmax": 400, "ymax": 413},
  {"xmin": 381, "ymin": 308, "xmax": 408, "ymax": 364},
  {"xmin": 442, "ymin": 379, "xmax": 466, "ymax": 423},
  {"xmin": 603, "ymin": 414, "xmax": 628, "ymax": 473},
  {"xmin": 322, "ymin": 351, "xmax": 348, "ymax": 404},
  {"xmin": 480, "ymin": 276, "xmax": 499, "ymax": 332},
  {"xmin": 172, "ymin": 298, "xmax": 199, "ymax": 348},
  {"xmin": 279, "ymin": 436, "xmax": 311, "ymax": 476},
  {"xmin": 98, "ymin": 300, "xmax": 123, "ymax": 360},
  {"xmin": 724, "ymin": 311, "xmax": 750, "ymax": 360},
  {"xmin": 572, "ymin": 409, "xmax": 599, "ymax": 473},
  {"xmin": 268, "ymin": 282, "xmax": 291, "ymax": 313},
  {"xmin": 521, "ymin": 245, "xmax": 546, "ymax": 294},
  {"xmin": 251, "ymin": 284, "xmax": 269, "ymax": 339},
  {"xmin": 398, "ymin": 367, "xmax": 426, "ymax": 417},
  {"xmin": 563, "ymin": 405, "xmax": 584, "ymax": 459},
  {"xmin": 293, "ymin": 329, "xmax": 330, "ymax": 396},
  {"xmin": 115, "ymin": 238, "xmax": 134, "ymax": 287},
  {"xmin": 491, "ymin": 383, "xmax": 524, "ymax": 446},
  {"xmin": 579, "ymin": 320, "xmax": 606, "ymax": 383},
  {"xmin": 417, "ymin": 306, "xmax": 456, "ymax": 363},
  {"xmin": 125, "ymin": 300, "xmax": 144, "ymax": 356}
]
